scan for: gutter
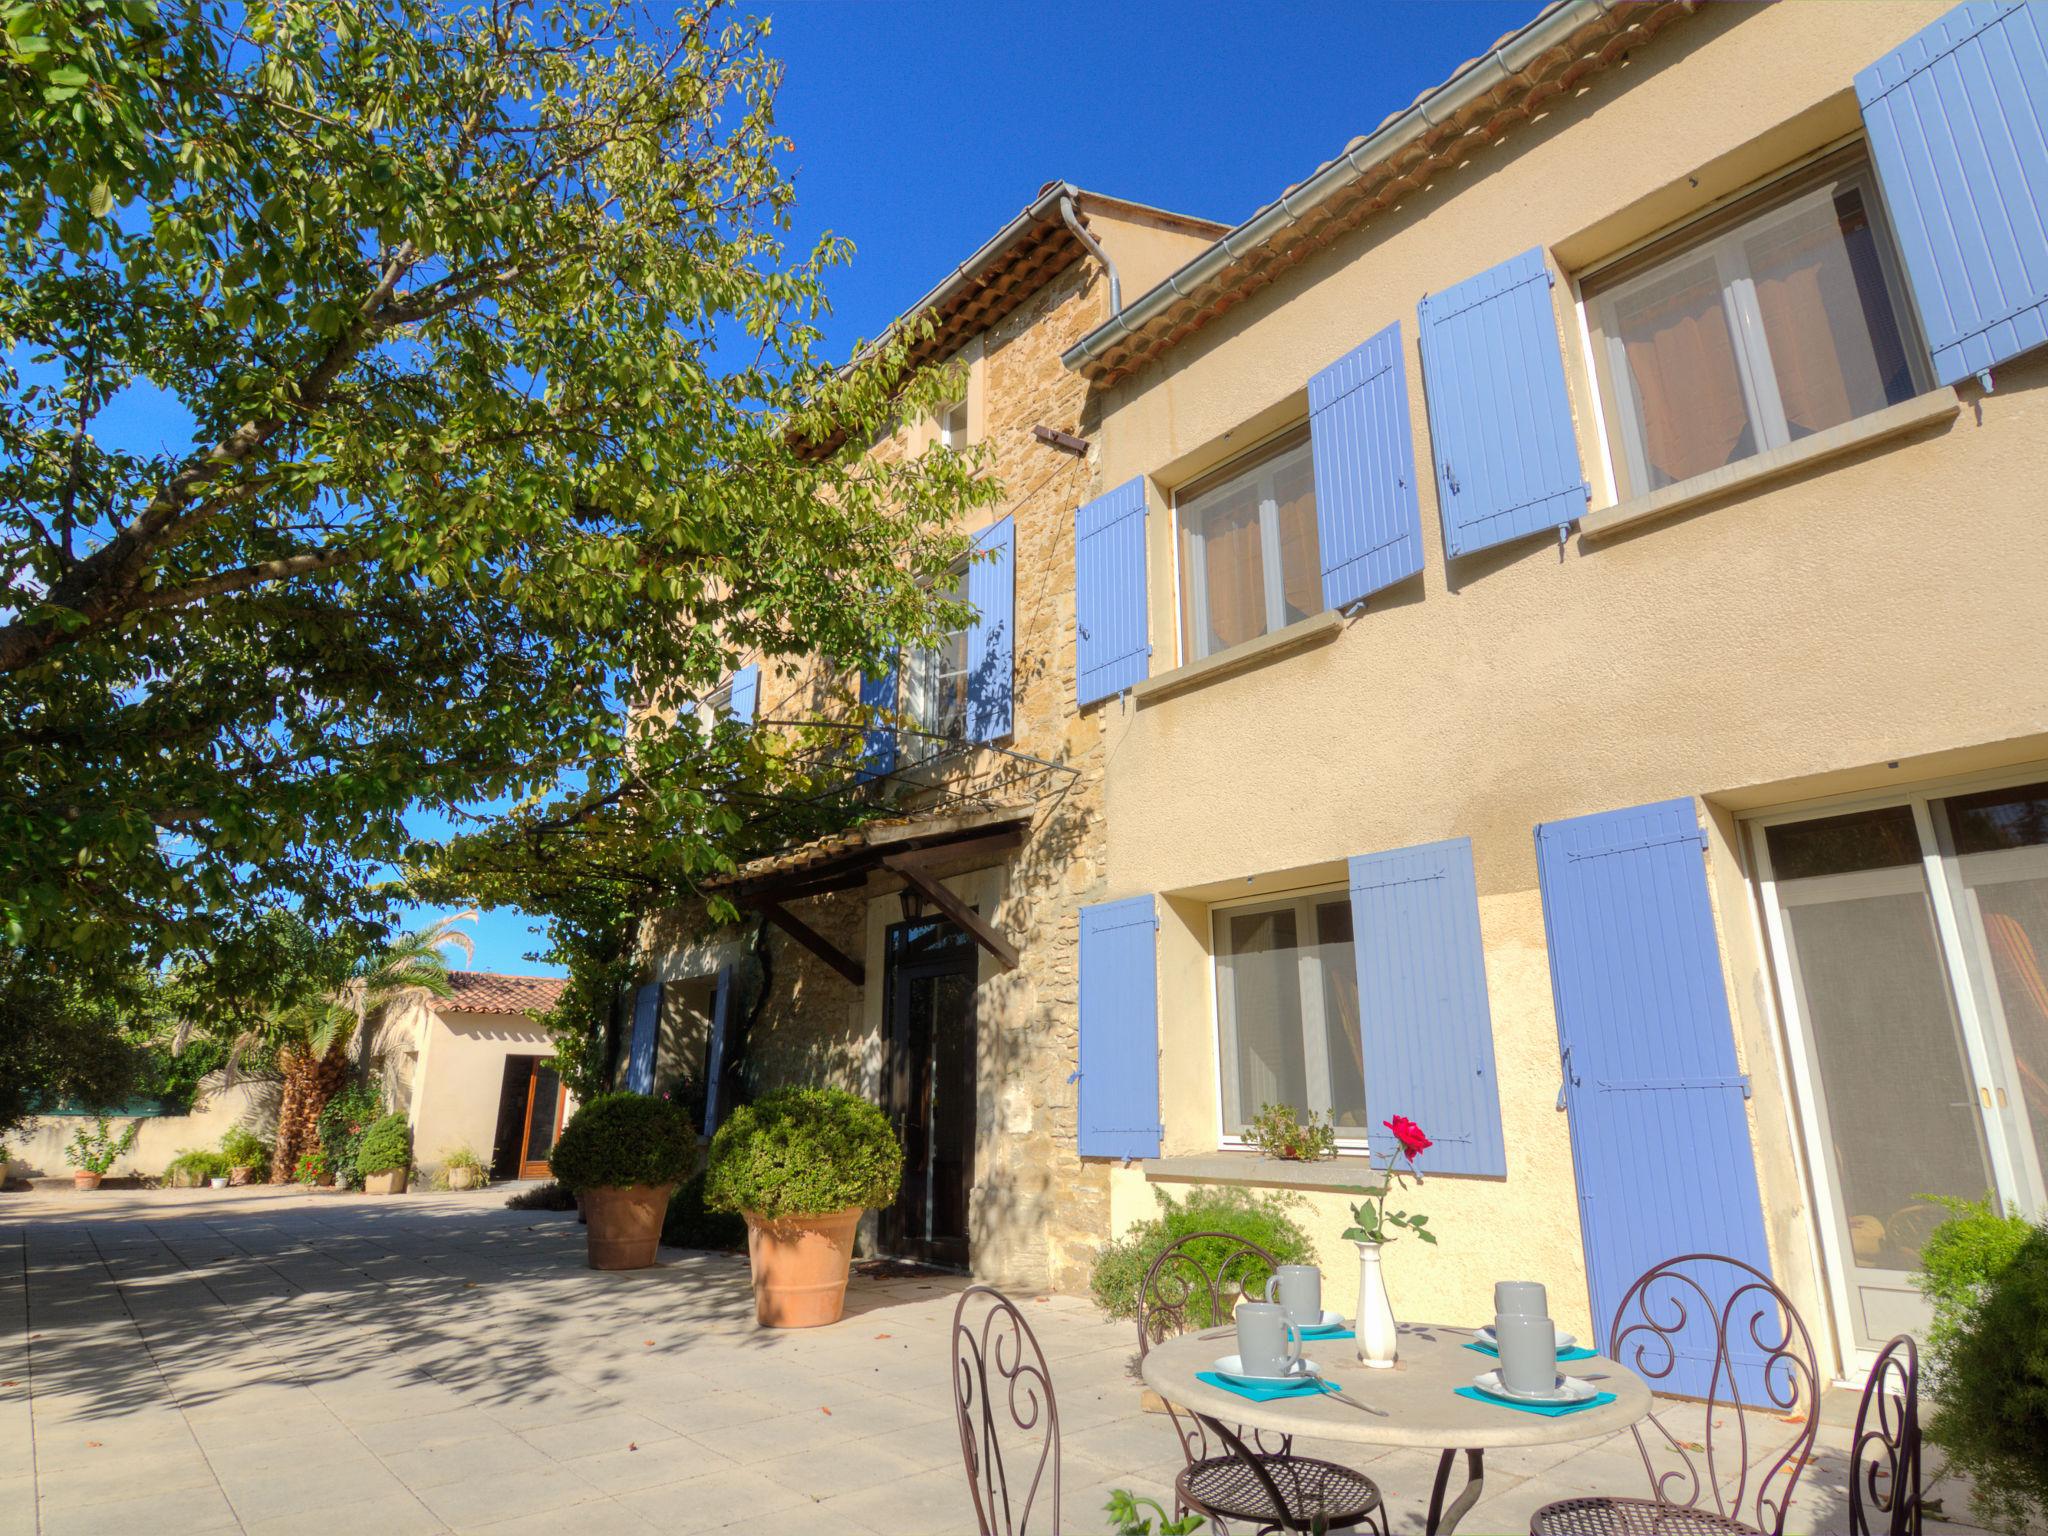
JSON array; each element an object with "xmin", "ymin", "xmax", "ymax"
[{"xmin": 1059, "ymin": 0, "xmax": 1620, "ymax": 377}]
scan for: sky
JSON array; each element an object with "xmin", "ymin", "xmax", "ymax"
[{"xmin": 101, "ymin": 1, "xmax": 1544, "ymax": 976}]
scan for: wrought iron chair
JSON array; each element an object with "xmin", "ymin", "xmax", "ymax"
[
  {"xmin": 1849, "ymin": 1334, "xmax": 1922, "ymax": 1536},
  {"xmin": 952, "ymin": 1284, "xmax": 1061, "ymax": 1536},
  {"xmin": 1137, "ymin": 1232, "xmax": 1385, "ymax": 1534},
  {"xmin": 1528, "ymin": 1254, "xmax": 1821, "ymax": 1536}
]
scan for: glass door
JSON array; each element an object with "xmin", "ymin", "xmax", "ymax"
[{"xmin": 1753, "ymin": 781, "xmax": 2048, "ymax": 1367}]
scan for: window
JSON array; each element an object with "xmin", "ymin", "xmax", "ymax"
[
  {"xmin": 1176, "ymin": 431, "xmax": 1321, "ymax": 663},
  {"xmin": 902, "ymin": 566, "xmax": 969, "ymax": 757},
  {"xmin": 1213, "ymin": 890, "xmax": 1366, "ymax": 1142},
  {"xmin": 937, "ymin": 397, "xmax": 970, "ymax": 451},
  {"xmin": 1585, "ymin": 150, "xmax": 1928, "ymax": 499}
]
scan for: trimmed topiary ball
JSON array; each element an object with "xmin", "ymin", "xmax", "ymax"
[
  {"xmin": 353, "ymin": 1113, "xmax": 412, "ymax": 1178},
  {"xmin": 549, "ymin": 1092, "xmax": 696, "ymax": 1192},
  {"xmin": 704, "ymin": 1086, "xmax": 902, "ymax": 1220}
]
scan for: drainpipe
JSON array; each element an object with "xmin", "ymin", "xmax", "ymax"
[{"xmin": 1059, "ymin": 193, "xmax": 1121, "ymax": 315}]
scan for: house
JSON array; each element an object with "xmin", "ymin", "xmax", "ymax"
[
  {"xmin": 633, "ymin": 185, "xmax": 1227, "ymax": 1287},
  {"xmin": 1063, "ymin": 0, "xmax": 2048, "ymax": 1389},
  {"xmin": 388, "ymin": 970, "xmax": 570, "ymax": 1182}
]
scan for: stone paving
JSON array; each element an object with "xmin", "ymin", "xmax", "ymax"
[{"xmin": 0, "ymin": 1185, "xmax": 1983, "ymax": 1535}]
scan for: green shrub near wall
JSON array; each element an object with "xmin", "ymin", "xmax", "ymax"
[
  {"xmin": 703, "ymin": 1086, "xmax": 901, "ymax": 1220},
  {"xmin": 354, "ymin": 1114, "xmax": 412, "ymax": 1178},
  {"xmin": 1090, "ymin": 1185, "xmax": 1317, "ymax": 1329},
  {"xmin": 549, "ymin": 1092, "xmax": 696, "ymax": 1191},
  {"xmin": 319, "ymin": 1084, "xmax": 383, "ymax": 1192},
  {"xmin": 663, "ymin": 1171, "xmax": 747, "ymax": 1251}
]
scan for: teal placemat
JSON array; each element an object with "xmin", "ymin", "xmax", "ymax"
[
  {"xmin": 1465, "ymin": 1340, "xmax": 1597, "ymax": 1362},
  {"xmin": 1454, "ymin": 1385, "xmax": 1616, "ymax": 1417},
  {"xmin": 1299, "ymin": 1325, "xmax": 1356, "ymax": 1340},
  {"xmin": 1197, "ymin": 1370, "xmax": 1339, "ymax": 1403}
]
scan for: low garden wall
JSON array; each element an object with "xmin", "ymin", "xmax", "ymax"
[{"xmin": 6, "ymin": 1076, "xmax": 280, "ymax": 1180}]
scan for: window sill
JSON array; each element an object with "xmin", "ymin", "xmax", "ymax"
[
  {"xmin": 1139, "ymin": 1151, "xmax": 1376, "ymax": 1194},
  {"xmin": 1132, "ymin": 610, "xmax": 1343, "ymax": 707},
  {"xmin": 1580, "ymin": 388, "xmax": 1962, "ymax": 543}
]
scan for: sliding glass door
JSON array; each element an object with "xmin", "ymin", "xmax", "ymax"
[{"xmin": 1753, "ymin": 779, "xmax": 2048, "ymax": 1367}]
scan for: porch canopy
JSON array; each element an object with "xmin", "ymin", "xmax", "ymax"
[{"xmin": 709, "ymin": 807, "xmax": 1030, "ymax": 985}]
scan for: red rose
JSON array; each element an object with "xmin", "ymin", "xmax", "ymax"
[{"xmin": 1384, "ymin": 1116, "xmax": 1432, "ymax": 1159}]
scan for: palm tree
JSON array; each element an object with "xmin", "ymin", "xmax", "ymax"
[{"xmin": 261, "ymin": 913, "xmax": 475, "ymax": 1183}]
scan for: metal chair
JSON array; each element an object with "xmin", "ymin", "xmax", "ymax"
[
  {"xmin": 1138, "ymin": 1233, "xmax": 1385, "ymax": 1534},
  {"xmin": 1849, "ymin": 1335, "xmax": 1922, "ymax": 1536},
  {"xmin": 1528, "ymin": 1254, "xmax": 1821, "ymax": 1536},
  {"xmin": 952, "ymin": 1284, "xmax": 1061, "ymax": 1536}
]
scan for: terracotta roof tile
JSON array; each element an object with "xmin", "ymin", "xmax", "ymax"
[{"xmin": 440, "ymin": 971, "xmax": 566, "ymax": 1017}]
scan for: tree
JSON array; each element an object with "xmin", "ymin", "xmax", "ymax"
[
  {"xmin": 1, "ymin": 0, "xmax": 993, "ymax": 968},
  {"xmin": 0, "ymin": 949, "xmax": 151, "ymax": 1135}
]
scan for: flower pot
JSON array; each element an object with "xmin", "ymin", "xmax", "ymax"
[
  {"xmin": 167, "ymin": 1167, "xmax": 199, "ymax": 1189},
  {"xmin": 228, "ymin": 1166, "xmax": 254, "ymax": 1187},
  {"xmin": 447, "ymin": 1166, "xmax": 483, "ymax": 1191},
  {"xmin": 743, "ymin": 1207, "xmax": 862, "ymax": 1328},
  {"xmin": 208, "ymin": 1176, "xmax": 229, "ymax": 1189},
  {"xmin": 581, "ymin": 1183, "xmax": 674, "ymax": 1270},
  {"xmin": 363, "ymin": 1168, "xmax": 409, "ymax": 1195},
  {"xmin": 1354, "ymin": 1240, "xmax": 1399, "ymax": 1370},
  {"xmin": 73, "ymin": 1171, "xmax": 103, "ymax": 1191}
]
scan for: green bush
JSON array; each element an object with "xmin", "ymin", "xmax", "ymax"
[
  {"xmin": 704, "ymin": 1086, "xmax": 902, "ymax": 1220},
  {"xmin": 354, "ymin": 1113, "xmax": 412, "ymax": 1178},
  {"xmin": 166, "ymin": 1147, "xmax": 230, "ymax": 1183},
  {"xmin": 549, "ymin": 1092, "xmax": 696, "ymax": 1191},
  {"xmin": 505, "ymin": 1178, "xmax": 577, "ymax": 1211},
  {"xmin": 1090, "ymin": 1185, "xmax": 1317, "ymax": 1328},
  {"xmin": 663, "ymin": 1170, "xmax": 748, "ymax": 1250},
  {"xmin": 62, "ymin": 1115, "xmax": 139, "ymax": 1174},
  {"xmin": 218, "ymin": 1125, "xmax": 270, "ymax": 1174},
  {"xmin": 1921, "ymin": 1210, "xmax": 2048, "ymax": 1533},
  {"xmin": 318, "ymin": 1083, "xmax": 383, "ymax": 1192}
]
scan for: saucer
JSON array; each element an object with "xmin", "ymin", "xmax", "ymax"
[
  {"xmin": 1294, "ymin": 1310, "xmax": 1350, "ymax": 1335},
  {"xmin": 1471, "ymin": 1368, "xmax": 1599, "ymax": 1405},
  {"xmin": 1480, "ymin": 1324, "xmax": 1577, "ymax": 1352},
  {"xmin": 1212, "ymin": 1354, "xmax": 1324, "ymax": 1389}
]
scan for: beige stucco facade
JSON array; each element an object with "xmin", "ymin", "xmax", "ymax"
[
  {"xmin": 397, "ymin": 1000, "xmax": 564, "ymax": 1180},
  {"xmin": 1075, "ymin": 0, "xmax": 2048, "ymax": 1380}
]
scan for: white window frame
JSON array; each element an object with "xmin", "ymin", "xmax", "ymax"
[
  {"xmin": 1173, "ymin": 430, "xmax": 1318, "ymax": 665},
  {"xmin": 938, "ymin": 396, "xmax": 970, "ymax": 451},
  {"xmin": 901, "ymin": 564, "xmax": 970, "ymax": 759},
  {"xmin": 1209, "ymin": 884, "xmax": 1366, "ymax": 1152},
  {"xmin": 1583, "ymin": 149, "xmax": 1929, "ymax": 501},
  {"xmin": 1743, "ymin": 766, "xmax": 2048, "ymax": 1379}
]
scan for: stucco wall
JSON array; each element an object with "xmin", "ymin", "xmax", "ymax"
[
  {"xmin": 405, "ymin": 1005, "xmax": 557, "ymax": 1176},
  {"xmin": 1079, "ymin": 0, "xmax": 2048, "ymax": 1372},
  {"xmin": 7, "ymin": 1078, "xmax": 279, "ymax": 1180}
]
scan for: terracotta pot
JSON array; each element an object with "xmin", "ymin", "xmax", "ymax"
[
  {"xmin": 228, "ymin": 1166, "xmax": 254, "ymax": 1187},
  {"xmin": 743, "ymin": 1207, "xmax": 863, "ymax": 1328},
  {"xmin": 73, "ymin": 1170, "xmax": 103, "ymax": 1191},
  {"xmin": 581, "ymin": 1184, "xmax": 673, "ymax": 1270},
  {"xmin": 448, "ymin": 1165, "xmax": 483, "ymax": 1191},
  {"xmin": 363, "ymin": 1168, "xmax": 409, "ymax": 1195},
  {"xmin": 167, "ymin": 1167, "xmax": 199, "ymax": 1189}
]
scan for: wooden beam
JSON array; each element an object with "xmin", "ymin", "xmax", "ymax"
[
  {"xmin": 875, "ymin": 825, "xmax": 1026, "ymax": 872},
  {"xmin": 759, "ymin": 902, "xmax": 865, "ymax": 988},
  {"xmin": 882, "ymin": 859, "xmax": 1020, "ymax": 971}
]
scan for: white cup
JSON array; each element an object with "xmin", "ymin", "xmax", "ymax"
[
  {"xmin": 1265, "ymin": 1265, "xmax": 1323, "ymax": 1328},
  {"xmin": 1494, "ymin": 1310, "xmax": 1559, "ymax": 1395},
  {"xmin": 1236, "ymin": 1302, "xmax": 1305, "ymax": 1379},
  {"xmin": 1494, "ymin": 1280, "xmax": 1548, "ymax": 1317}
]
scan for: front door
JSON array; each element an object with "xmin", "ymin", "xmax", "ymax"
[
  {"xmin": 881, "ymin": 916, "xmax": 978, "ymax": 1268},
  {"xmin": 518, "ymin": 1059, "xmax": 567, "ymax": 1179},
  {"xmin": 1754, "ymin": 781, "xmax": 2048, "ymax": 1368}
]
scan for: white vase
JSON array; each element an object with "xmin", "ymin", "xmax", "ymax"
[{"xmin": 1354, "ymin": 1240, "xmax": 1399, "ymax": 1369}]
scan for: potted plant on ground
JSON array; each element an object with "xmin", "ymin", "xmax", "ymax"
[
  {"xmin": 441, "ymin": 1146, "xmax": 488, "ymax": 1191},
  {"xmin": 165, "ymin": 1148, "xmax": 225, "ymax": 1188},
  {"xmin": 64, "ymin": 1116, "xmax": 138, "ymax": 1190},
  {"xmin": 219, "ymin": 1127, "xmax": 270, "ymax": 1186},
  {"xmin": 550, "ymin": 1092, "xmax": 696, "ymax": 1271},
  {"xmin": 355, "ymin": 1113, "xmax": 413, "ymax": 1195},
  {"xmin": 704, "ymin": 1085, "xmax": 904, "ymax": 1328}
]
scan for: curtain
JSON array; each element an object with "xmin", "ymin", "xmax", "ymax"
[
  {"xmin": 1273, "ymin": 454, "xmax": 1322, "ymax": 623},
  {"xmin": 1749, "ymin": 210, "xmax": 1858, "ymax": 438},
  {"xmin": 1198, "ymin": 490, "xmax": 1265, "ymax": 653},
  {"xmin": 1617, "ymin": 264, "xmax": 1751, "ymax": 487}
]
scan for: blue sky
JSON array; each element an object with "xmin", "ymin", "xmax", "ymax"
[{"xmin": 101, "ymin": 1, "xmax": 1541, "ymax": 975}]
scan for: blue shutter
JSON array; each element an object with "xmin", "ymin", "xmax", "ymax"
[
  {"xmin": 1347, "ymin": 837, "xmax": 1505, "ymax": 1177},
  {"xmin": 858, "ymin": 658, "xmax": 897, "ymax": 780},
  {"xmin": 1416, "ymin": 248, "xmax": 1588, "ymax": 558},
  {"xmin": 1857, "ymin": 2, "xmax": 2048, "ymax": 388},
  {"xmin": 1077, "ymin": 894, "xmax": 1162, "ymax": 1158},
  {"xmin": 625, "ymin": 983, "xmax": 660, "ymax": 1095},
  {"xmin": 1075, "ymin": 477, "xmax": 1149, "ymax": 706},
  {"xmin": 702, "ymin": 964, "xmax": 734, "ymax": 1136},
  {"xmin": 1309, "ymin": 321, "xmax": 1425, "ymax": 609},
  {"xmin": 966, "ymin": 516, "xmax": 1015, "ymax": 742},
  {"xmin": 1535, "ymin": 798, "xmax": 1774, "ymax": 1397},
  {"xmin": 730, "ymin": 664, "xmax": 759, "ymax": 726}
]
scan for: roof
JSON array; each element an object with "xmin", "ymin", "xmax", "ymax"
[
  {"xmin": 1062, "ymin": 0, "xmax": 1701, "ymax": 385},
  {"xmin": 439, "ymin": 971, "xmax": 567, "ymax": 1016},
  {"xmin": 709, "ymin": 807, "xmax": 1032, "ymax": 897}
]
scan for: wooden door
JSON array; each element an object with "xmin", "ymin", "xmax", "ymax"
[
  {"xmin": 880, "ymin": 918, "xmax": 978, "ymax": 1268},
  {"xmin": 518, "ymin": 1060, "xmax": 567, "ymax": 1179}
]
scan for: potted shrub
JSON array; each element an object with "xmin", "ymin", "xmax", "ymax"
[
  {"xmin": 705, "ymin": 1086, "xmax": 903, "ymax": 1328},
  {"xmin": 355, "ymin": 1113, "xmax": 412, "ymax": 1195},
  {"xmin": 166, "ymin": 1148, "xmax": 223, "ymax": 1188},
  {"xmin": 63, "ymin": 1116, "xmax": 138, "ymax": 1190},
  {"xmin": 550, "ymin": 1092, "xmax": 696, "ymax": 1271},
  {"xmin": 441, "ymin": 1146, "xmax": 488, "ymax": 1191},
  {"xmin": 219, "ymin": 1126, "xmax": 270, "ymax": 1186}
]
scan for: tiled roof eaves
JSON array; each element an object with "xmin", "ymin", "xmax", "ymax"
[{"xmin": 1061, "ymin": 0, "xmax": 1700, "ymax": 386}]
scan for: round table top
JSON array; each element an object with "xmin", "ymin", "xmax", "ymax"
[{"xmin": 1139, "ymin": 1322, "xmax": 1654, "ymax": 1450}]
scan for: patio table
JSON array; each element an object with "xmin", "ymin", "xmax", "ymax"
[{"xmin": 1139, "ymin": 1320, "xmax": 1654, "ymax": 1535}]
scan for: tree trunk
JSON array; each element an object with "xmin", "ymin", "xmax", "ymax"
[{"xmin": 270, "ymin": 1048, "xmax": 314, "ymax": 1183}]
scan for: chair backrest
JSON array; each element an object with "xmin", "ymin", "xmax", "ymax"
[
  {"xmin": 1609, "ymin": 1253, "xmax": 1821, "ymax": 1536},
  {"xmin": 952, "ymin": 1284, "xmax": 1060, "ymax": 1536},
  {"xmin": 1137, "ymin": 1231, "xmax": 1284, "ymax": 1465},
  {"xmin": 1850, "ymin": 1334, "xmax": 1922, "ymax": 1536}
]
